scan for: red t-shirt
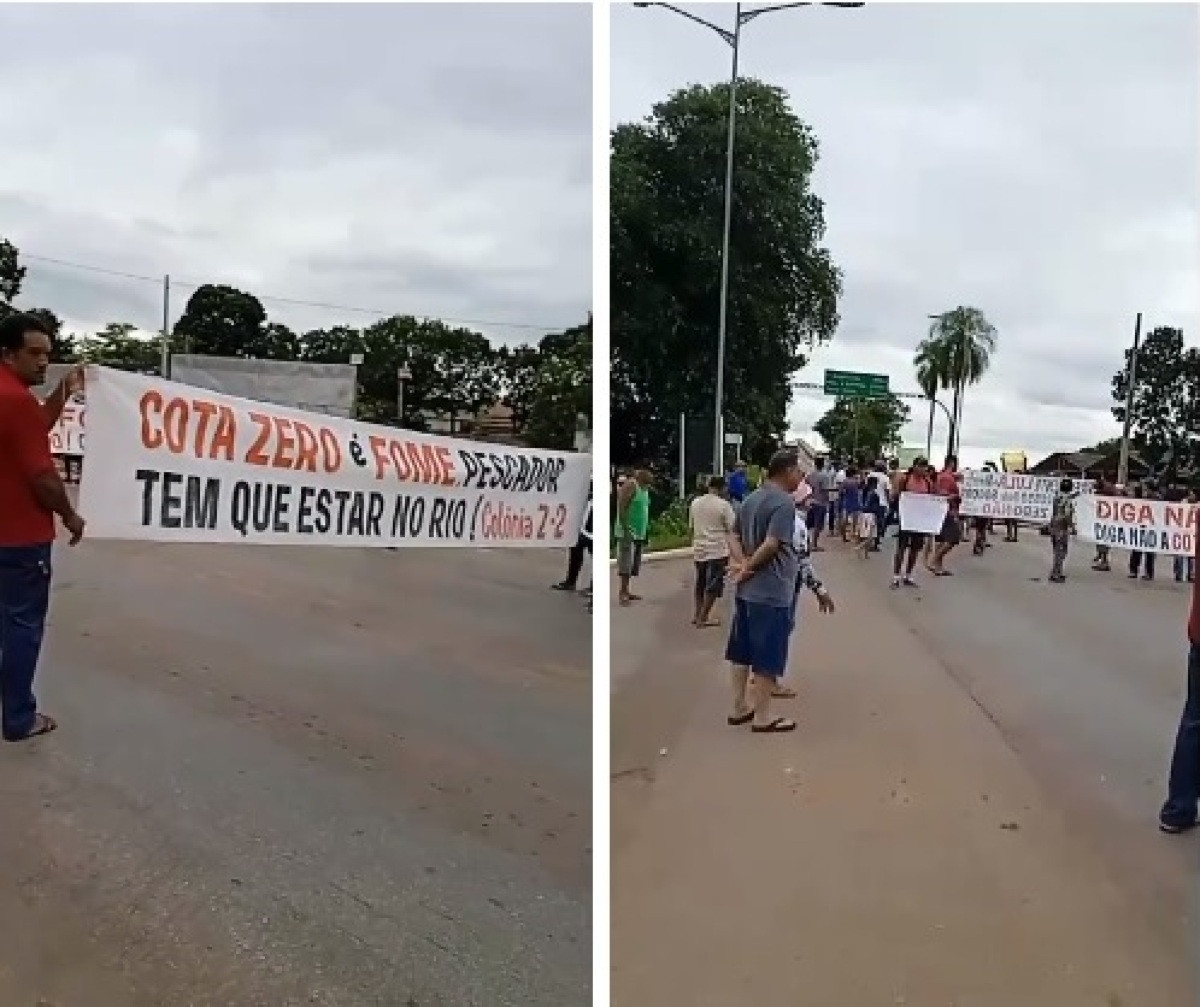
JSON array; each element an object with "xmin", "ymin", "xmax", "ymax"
[
  {"xmin": 903, "ymin": 471, "xmax": 934, "ymax": 494},
  {"xmin": 0, "ymin": 366, "xmax": 57, "ymax": 546},
  {"xmin": 936, "ymin": 468, "xmax": 962, "ymax": 514}
]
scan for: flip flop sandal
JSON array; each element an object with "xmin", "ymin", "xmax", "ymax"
[
  {"xmin": 935, "ymin": 569, "xmax": 954, "ymax": 577},
  {"xmin": 771, "ymin": 687, "xmax": 797, "ymax": 699},
  {"xmin": 727, "ymin": 710, "xmax": 754, "ymax": 726},
  {"xmin": 698, "ymin": 619, "xmax": 721, "ymax": 628},
  {"xmin": 752, "ymin": 718, "xmax": 796, "ymax": 734},
  {"xmin": 5, "ymin": 713, "xmax": 57, "ymax": 742}
]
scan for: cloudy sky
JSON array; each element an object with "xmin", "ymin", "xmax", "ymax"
[
  {"xmin": 0, "ymin": 3, "xmax": 591, "ymax": 346},
  {"xmin": 612, "ymin": 2, "xmax": 1198, "ymax": 466}
]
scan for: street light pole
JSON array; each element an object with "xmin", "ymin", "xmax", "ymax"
[
  {"xmin": 1117, "ymin": 311, "xmax": 1143, "ymax": 486},
  {"xmin": 712, "ymin": 7, "xmax": 741, "ymax": 476},
  {"xmin": 634, "ymin": 1, "xmax": 863, "ymax": 475}
]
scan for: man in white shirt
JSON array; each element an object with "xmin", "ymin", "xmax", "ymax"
[{"xmin": 689, "ymin": 475, "xmax": 736, "ymax": 627}]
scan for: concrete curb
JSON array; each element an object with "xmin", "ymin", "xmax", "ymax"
[{"xmin": 608, "ymin": 546, "xmax": 692, "ymax": 567}]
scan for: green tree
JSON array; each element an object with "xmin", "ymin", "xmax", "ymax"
[
  {"xmin": 813, "ymin": 394, "xmax": 910, "ymax": 461},
  {"xmin": 611, "ymin": 78, "xmax": 842, "ymax": 469},
  {"xmin": 0, "ymin": 238, "xmax": 24, "ymax": 305},
  {"xmin": 301, "ymin": 317, "xmax": 499, "ymax": 429},
  {"xmin": 525, "ymin": 320, "xmax": 591, "ymax": 450},
  {"xmin": 297, "ymin": 325, "xmax": 362, "ymax": 365},
  {"xmin": 496, "ymin": 343, "xmax": 543, "ymax": 432},
  {"xmin": 172, "ymin": 284, "xmax": 270, "ymax": 358},
  {"xmin": 0, "ymin": 237, "xmax": 73, "ymax": 358},
  {"xmin": 261, "ymin": 321, "xmax": 300, "ymax": 360},
  {"xmin": 913, "ymin": 306, "xmax": 998, "ymax": 455},
  {"xmin": 1111, "ymin": 325, "xmax": 1200, "ymax": 472},
  {"xmin": 1079, "ymin": 437, "xmax": 1123, "ymax": 455},
  {"xmin": 79, "ymin": 322, "xmax": 162, "ymax": 373}
]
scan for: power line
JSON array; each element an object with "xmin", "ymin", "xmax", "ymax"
[{"xmin": 19, "ymin": 250, "xmax": 573, "ymax": 334}]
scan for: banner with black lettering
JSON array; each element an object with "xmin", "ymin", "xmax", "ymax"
[
  {"xmin": 78, "ymin": 366, "xmax": 591, "ymax": 548},
  {"xmin": 959, "ymin": 471, "xmax": 1093, "ymax": 523},
  {"xmin": 1076, "ymin": 494, "xmax": 1198, "ymax": 557}
]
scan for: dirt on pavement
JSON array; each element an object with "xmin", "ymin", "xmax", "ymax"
[{"xmin": 611, "ymin": 544, "xmax": 1196, "ymax": 1007}]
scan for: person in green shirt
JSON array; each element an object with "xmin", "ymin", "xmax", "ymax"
[{"xmin": 615, "ymin": 469, "xmax": 652, "ymax": 606}]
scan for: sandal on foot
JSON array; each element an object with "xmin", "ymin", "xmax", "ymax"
[
  {"xmin": 5, "ymin": 713, "xmax": 57, "ymax": 742},
  {"xmin": 771, "ymin": 687, "xmax": 797, "ymax": 699},
  {"xmin": 751, "ymin": 718, "xmax": 796, "ymax": 734},
  {"xmin": 698, "ymin": 618, "xmax": 721, "ymax": 628},
  {"xmin": 727, "ymin": 710, "xmax": 754, "ymax": 726}
]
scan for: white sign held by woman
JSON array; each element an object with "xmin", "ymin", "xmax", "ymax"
[{"xmin": 899, "ymin": 492, "xmax": 948, "ymax": 534}]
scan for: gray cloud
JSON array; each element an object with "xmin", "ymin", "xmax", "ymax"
[
  {"xmin": 612, "ymin": 2, "xmax": 1197, "ymax": 463},
  {"xmin": 0, "ymin": 3, "xmax": 591, "ymax": 345}
]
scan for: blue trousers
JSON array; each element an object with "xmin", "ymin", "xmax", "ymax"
[
  {"xmin": 1162, "ymin": 643, "xmax": 1200, "ymax": 828},
  {"xmin": 0, "ymin": 543, "xmax": 53, "ymax": 741}
]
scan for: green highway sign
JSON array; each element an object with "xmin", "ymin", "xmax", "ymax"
[{"xmin": 823, "ymin": 369, "xmax": 890, "ymax": 399}]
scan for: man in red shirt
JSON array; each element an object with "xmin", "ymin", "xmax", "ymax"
[
  {"xmin": 1160, "ymin": 530, "xmax": 1200, "ymax": 833},
  {"xmin": 0, "ymin": 313, "xmax": 86, "ymax": 742}
]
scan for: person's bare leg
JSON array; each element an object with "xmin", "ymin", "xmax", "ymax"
[
  {"xmin": 731, "ymin": 664, "xmax": 751, "ymax": 717},
  {"xmin": 931, "ymin": 541, "xmax": 950, "ymax": 572},
  {"xmin": 619, "ymin": 573, "xmax": 631, "ymax": 603},
  {"xmin": 905, "ymin": 546, "xmax": 920, "ymax": 578},
  {"xmin": 698, "ymin": 593, "xmax": 720, "ymax": 626},
  {"xmin": 750, "ymin": 673, "xmax": 774, "ymax": 727}
]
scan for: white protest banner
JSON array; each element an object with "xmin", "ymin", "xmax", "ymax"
[
  {"xmin": 78, "ymin": 366, "xmax": 591, "ymax": 548},
  {"xmin": 1076, "ymin": 495, "xmax": 1198, "ymax": 557},
  {"xmin": 47, "ymin": 394, "xmax": 86, "ymax": 456},
  {"xmin": 959, "ymin": 471, "xmax": 1094, "ymax": 523},
  {"xmin": 899, "ymin": 492, "xmax": 948, "ymax": 534}
]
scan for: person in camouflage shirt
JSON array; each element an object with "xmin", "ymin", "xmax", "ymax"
[{"xmin": 1048, "ymin": 477, "xmax": 1077, "ymax": 583}]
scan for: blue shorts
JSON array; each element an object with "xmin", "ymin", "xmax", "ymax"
[{"xmin": 724, "ymin": 598, "xmax": 793, "ymax": 679}]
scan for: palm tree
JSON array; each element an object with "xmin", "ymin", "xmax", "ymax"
[
  {"xmin": 914, "ymin": 306, "xmax": 998, "ymax": 458},
  {"xmin": 914, "ymin": 343, "xmax": 944, "ymax": 459}
]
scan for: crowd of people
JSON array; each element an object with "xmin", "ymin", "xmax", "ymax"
[{"xmin": 673, "ymin": 443, "xmax": 1200, "ymax": 838}]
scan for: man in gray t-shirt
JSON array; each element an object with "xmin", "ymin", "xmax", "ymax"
[
  {"xmin": 734, "ymin": 483, "xmax": 797, "ymax": 608},
  {"xmin": 725, "ymin": 450, "xmax": 804, "ymax": 735}
]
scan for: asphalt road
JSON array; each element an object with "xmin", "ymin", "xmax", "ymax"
[
  {"xmin": 0, "ymin": 536, "xmax": 592, "ymax": 1006},
  {"xmin": 611, "ymin": 531, "xmax": 1199, "ymax": 1003}
]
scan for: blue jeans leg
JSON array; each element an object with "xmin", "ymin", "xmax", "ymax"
[
  {"xmin": 0, "ymin": 543, "xmax": 53, "ymax": 741},
  {"xmin": 1161, "ymin": 643, "xmax": 1200, "ymax": 827}
]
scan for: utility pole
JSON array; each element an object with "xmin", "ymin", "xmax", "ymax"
[
  {"xmin": 633, "ymin": 0, "xmax": 863, "ymax": 477},
  {"xmin": 1117, "ymin": 311, "xmax": 1143, "ymax": 486},
  {"xmin": 159, "ymin": 274, "xmax": 171, "ymax": 379}
]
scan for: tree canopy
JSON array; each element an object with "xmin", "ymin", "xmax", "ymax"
[
  {"xmin": 1111, "ymin": 325, "xmax": 1200, "ymax": 474},
  {"xmin": 0, "ymin": 236, "xmax": 588, "ymax": 451},
  {"xmin": 611, "ymin": 77, "xmax": 842, "ymax": 468},
  {"xmin": 913, "ymin": 306, "xmax": 998, "ymax": 455},
  {"xmin": 813, "ymin": 394, "xmax": 911, "ymax": 462}
]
